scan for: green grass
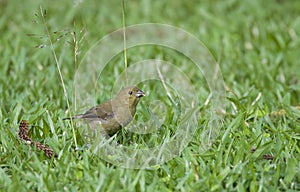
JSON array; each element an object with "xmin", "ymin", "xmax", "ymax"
[{"xmin": 1, "ymin": 0, "xmax": 300, "ymax": 191}]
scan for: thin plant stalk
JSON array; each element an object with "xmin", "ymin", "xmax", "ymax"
[{"xmin": 39, "ymin": 6, "xmax": 78, "ymax": 148}]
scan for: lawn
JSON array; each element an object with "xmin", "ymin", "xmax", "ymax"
[{"xmin": 1, "ymin": 0, "xmax": 300, "ymax": 191}]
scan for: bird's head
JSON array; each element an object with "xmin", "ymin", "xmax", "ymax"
[
  {"xmin": 112, "ymin": 86, "xmax": 145, "ymax": 120},
  {"xmin": 115, "ymin": 86, "xmax": 145, "ymax": 107}
]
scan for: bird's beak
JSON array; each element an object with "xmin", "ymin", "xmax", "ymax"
[{"xmin": 136, "ymin": 90, "xmax": 145, "ymax": 98}]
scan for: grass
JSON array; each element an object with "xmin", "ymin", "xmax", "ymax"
[{"xmin": 1, "ymin": 0, "xmax": 300, "ymax": 191}]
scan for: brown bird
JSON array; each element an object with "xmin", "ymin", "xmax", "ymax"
[{"xmin": 64, "ymin": 86, "xmax": 145, "ymax": 136}]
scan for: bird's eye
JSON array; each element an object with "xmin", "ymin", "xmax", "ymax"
[{"xmin": 128, "ymin": 91, "xmax": 133, "ymax": 95}]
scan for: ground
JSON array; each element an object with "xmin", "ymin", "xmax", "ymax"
[{"xmin": 0, "ymin": 0, "xmax": 300, "ymax": 191}]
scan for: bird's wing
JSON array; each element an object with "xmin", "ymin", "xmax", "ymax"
[{"xmin": 81, "ymin": 101, "xmax": 114, "ymax": 121}]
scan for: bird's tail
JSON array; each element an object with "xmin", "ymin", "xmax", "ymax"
[
  {"xmin": 62, "ymin": 117, "xmax": 72, "ymax": 120},
  {"xmin": 62, "ymin": 114, "xmax": 83, "ymax": 120}
]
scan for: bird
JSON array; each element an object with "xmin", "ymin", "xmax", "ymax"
[{"xmin": 64, "ymin": 86, "xmax": 145, "ymax": 136}]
